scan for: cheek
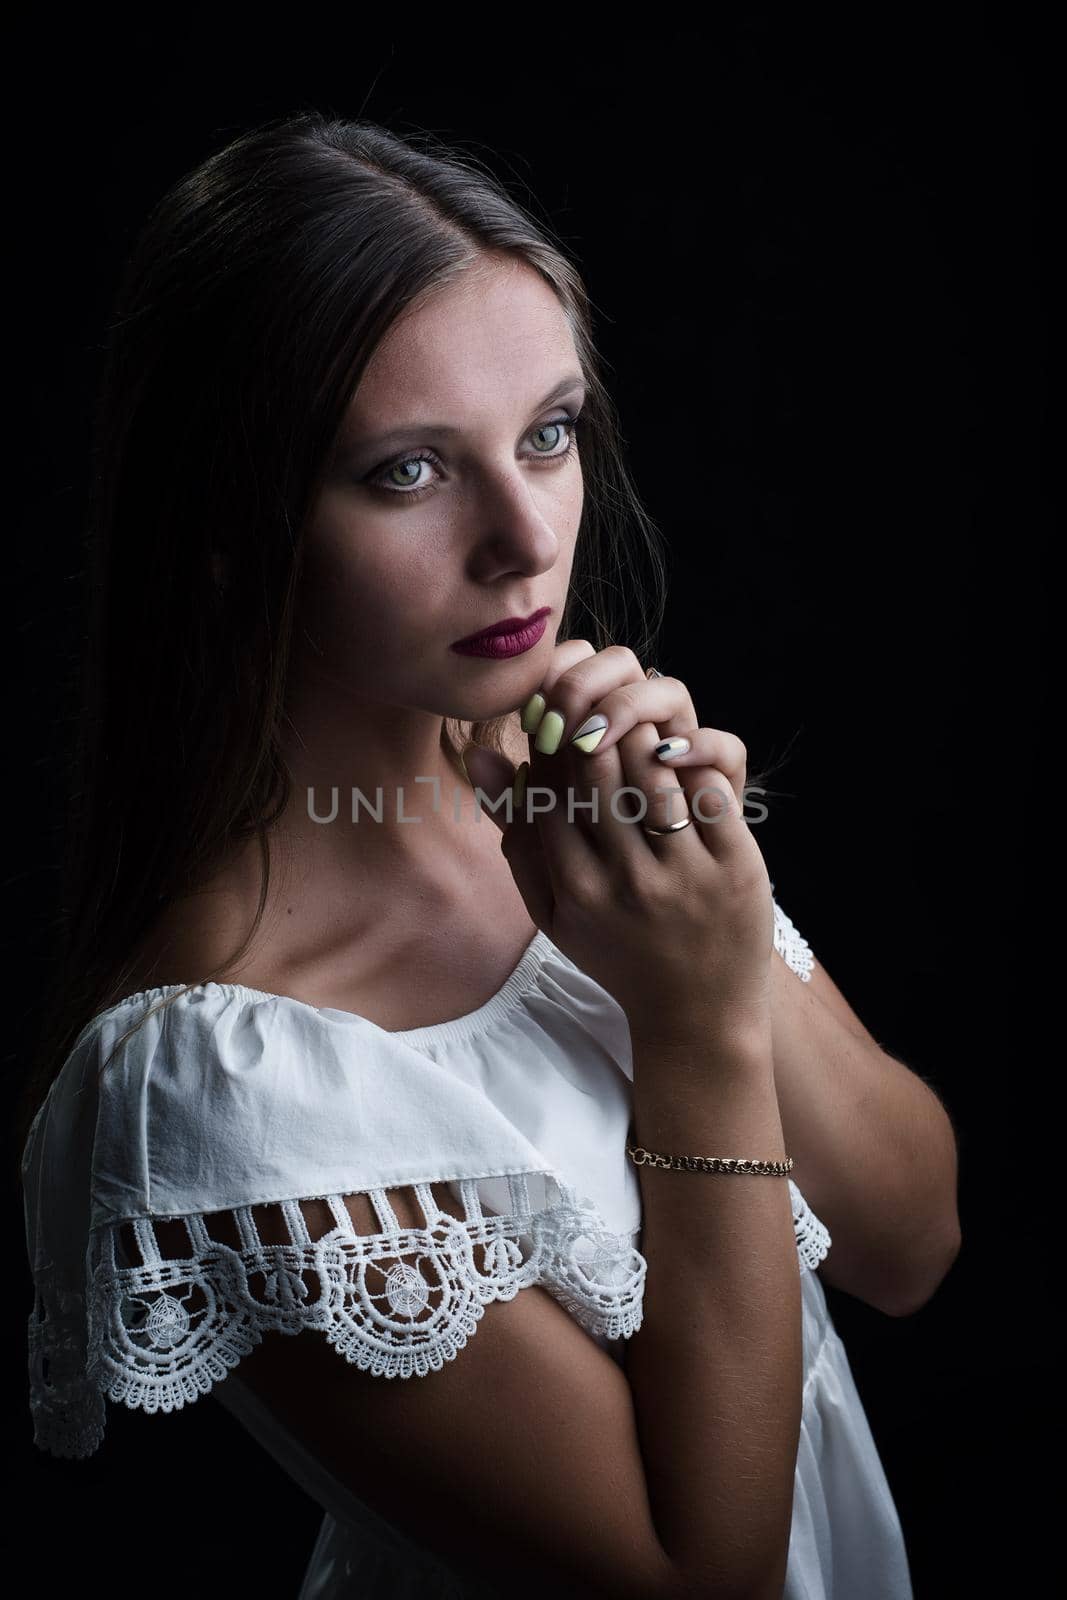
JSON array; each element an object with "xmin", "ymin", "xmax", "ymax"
[
  {"xmin": 297, "ymin": 502, "xmax": 446, "ymax": 663},
  {"xmin": 560, "ymin": 470, "xmax": 583, "ymax": 544}
]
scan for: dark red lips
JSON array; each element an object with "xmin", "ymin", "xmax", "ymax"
[{"xmin": 451, "ymin": 607, "xmax": 552, "ymax": 646}]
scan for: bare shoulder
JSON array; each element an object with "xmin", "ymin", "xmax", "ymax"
[
  {"xmin": 108, "ymin": 901, "xmax": 238, "ymax": 1001},
  {"xmin": 108, "ymin": 844, "xmax": 285, "ymax": 1001}
]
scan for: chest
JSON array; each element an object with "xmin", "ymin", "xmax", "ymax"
[{"xmin": 120, "ymin": 852, "xmax": 540, "ymax": 1034}]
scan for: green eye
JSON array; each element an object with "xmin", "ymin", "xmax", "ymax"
[
  {"xmin": 364, "ymin": 412, "xmax": 582, "ymax": 503},
  {"xmin": 530, "ymin": 419, "xmax": 569, "ymax": 453}
]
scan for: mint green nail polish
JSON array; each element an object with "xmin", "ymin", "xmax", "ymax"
[
  {"xmin": 534, "ymin": 709, "xmax": 565, "ymax": 755},
  {"xmin": 521, "ymin": 692, "xmax": 546, "ymax": 733}
]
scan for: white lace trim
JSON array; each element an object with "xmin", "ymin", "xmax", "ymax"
[
  {"xmin": 790, "ymin": 1178, "xmax": 832, "ymax": 1270},
  {"xmin": 773, "ymin": 898, "xmax": 815, "ymax": 982},
  {"xmin": 28, "ymin": 1173, "xmax": 645, "ymax": 1460},
  {"xmin": 29, "ymin": 1166, "xmax": 831, "ymax": 1461},
  {"xmin": 27, "ymin": 1274, "xmax": 107, "ymax": 1460}
]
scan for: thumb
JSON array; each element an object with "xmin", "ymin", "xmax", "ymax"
[
  {"xmin": 462, "ymin": 742, "xmax": 554, "ymax": 932},
  {"xmin": 459, "ymin": 742, "xmax": 517, "ymax": 831}
]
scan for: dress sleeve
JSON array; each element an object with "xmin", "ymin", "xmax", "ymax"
[
  {"xmin": 766, "ymin": 889, "xmax": 831, "ymax": 1265},
  {"xmin": 87, "ymin": 1173, "xmax": 644, "ymax": 1412},
  {"xmin": 23, "ymin": 986, "xmax": 647, "ymax": 1460},
  {"xmin": 770, "ymin": 886, "xmax": 815, "ymax": 982}
]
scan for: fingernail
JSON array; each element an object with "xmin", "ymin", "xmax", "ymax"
[
  {"xmin": 511, "ymin": 760, "xmax": 529, "ymax": 813},
  {"xmin": 654, "ymin": 737, "xmax": 691, "ymax": 760},
  {"xmin": 521, "ymin": 692, "xmax": 546, "ymax": 733},
  {"xmin": 570, "ymin": 712, "xmax": 609, "ymax": 753},
  {"xmin": 645, "ymin": 666, "xmax": 663, "ymax": 679},
  {"xmin": 534, "ymin": 709, "xmax": 565, "ymax": 755}
]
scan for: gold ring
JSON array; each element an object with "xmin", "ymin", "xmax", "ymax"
[{"xmin": 640, "ymin": 815, "xmax": 693, "ymax": 836}]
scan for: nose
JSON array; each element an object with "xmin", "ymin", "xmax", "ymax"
[{"xmin": 463, "ymin": 464, "xmax": 573, "ymax": 582}]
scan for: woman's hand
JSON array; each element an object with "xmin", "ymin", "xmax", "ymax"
[{"xmin": 461, "ymin": 642, "xmax": 776, "ymax": 1052}]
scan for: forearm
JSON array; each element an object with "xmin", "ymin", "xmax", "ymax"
[
  {"xmin": 626, "ymin": 1028, "xmax": 802, "ymax": 1599},
  {"xmin": 769, "ymin": 950, "xmax": 960, "ymax": 1315}
]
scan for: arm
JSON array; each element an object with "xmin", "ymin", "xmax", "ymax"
[
  {"xmin": 229, "ymin": 1028, "xmax": 801, "ymax": 1600},
  {"xmin": 770, "ymin": 941, "xmax": 961, "ymax": 1317},
  {"xmin": 625, "ymin": 1025, "xmax": 802, "ymax": 1598}
]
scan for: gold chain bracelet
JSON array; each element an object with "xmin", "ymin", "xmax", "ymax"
[{"xmin": 626, "ymin": 1141, "xmax": 794, "ymax": 1177}]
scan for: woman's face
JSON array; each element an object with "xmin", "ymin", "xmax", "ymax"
[{"xmin": 297, "ymin": 256, "xmax": 585, "ymax": 727}]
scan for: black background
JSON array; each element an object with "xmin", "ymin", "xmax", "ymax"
[{"xmin": 5, "ymin": 12, "xmax": 1051, "ymax": 1595}]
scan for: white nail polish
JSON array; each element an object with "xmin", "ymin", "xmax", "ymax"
[{"xmin": 654, "ymin": 737, "xmax": 691, "ymax": 760}]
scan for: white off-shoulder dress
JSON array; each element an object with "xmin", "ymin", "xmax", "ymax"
[{"xmin": 21, "ymin": 895, "xmax": 913, "ymax": 1598}]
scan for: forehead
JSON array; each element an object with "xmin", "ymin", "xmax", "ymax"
[{"xmin": 347, "ymin": 259, "xmax": 581, "ymax": 423}]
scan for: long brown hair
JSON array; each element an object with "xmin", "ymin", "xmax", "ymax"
[{"xmin": 14, "ymin": 111, "xmax": 783, "ymax": 1179}]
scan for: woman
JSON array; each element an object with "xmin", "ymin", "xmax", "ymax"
[{"xmin": 18, "ymin": 112, "xmax": 959, "ymax": 1598}]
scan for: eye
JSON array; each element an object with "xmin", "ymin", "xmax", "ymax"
[{"xmin": 363, "ymin": 412, "xmax": 583, "ymax": 503}]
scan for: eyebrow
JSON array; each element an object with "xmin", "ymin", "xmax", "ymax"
[{"xmin": 351, "ymin": 373, "xmax": 587, "ymax": 451}]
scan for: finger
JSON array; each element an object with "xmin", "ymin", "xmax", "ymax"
[
  {"xmin": 592, "ymin": 719, "xmax": 704, "ymax": 856},
  {"xmin": 499, "ymin": 764, "xmax": 556, "ymax": 931},
  {"xmin": 519, "ymin": 638, "xmax": 597, "ymax": 741},
  {"xmin": 522, "ymin": 662, "xmax": 609, "ymax": 907},
  {"xmin": 609, "ymin": 722, "xmax": 751, "ymax": 865},
  {"xmin": 566, "ymin": 674, "xmax": 700, "ymax": 759},
  {"xmin": 526, "ymin": 644, "xmax": 651, "ymax": 757},
  {"xmin": 460, "ymin": 743, "xmax": 517, "ymax": 834},
  {"xmin": 458, "ymin": 743, "xmax": 561, "ymax": 930},
  {"xmin": 528, "ymin": 714, "xmax": 685, "ymax": 876},
  {"xmin": 528, "ymin": 651, "xmax": 748, "ymax": 843},
  {"xmin": 522, "ymin": 649, "xmax": 695, "ymax": 861},
  {"xmin": 647, "ymin": 725, "xmax": 749, "ymax": 814}
]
